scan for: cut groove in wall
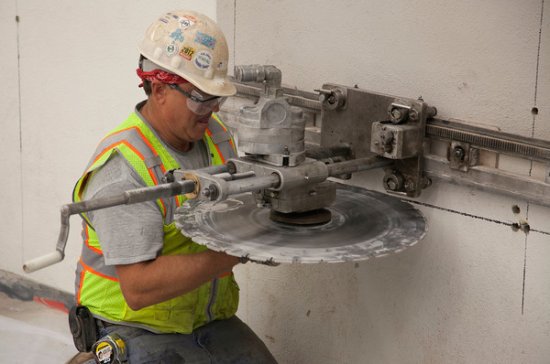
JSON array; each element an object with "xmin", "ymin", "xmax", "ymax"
[
  {"xmin": 15, "ymin": 1, "xmax": 25, "ymax": 268},
  {"xmin": 521, "ymin": 235, "xmax": 528, "ymax": 315},
  {"xmin": 533, "ymin": 0, "xmax": 546, "ymax": 112},
  {"xmin": 233, "ymin": 0, "xmax": 237, "ymax": 70},
  {"xmin": 407, "ymin": 199, "xmax": 549, "ymax": 236}
]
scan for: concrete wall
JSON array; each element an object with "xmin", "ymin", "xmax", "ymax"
[
  {"xmin": 218, "ymin": 1, "xmax": 550, "ymax": 363},
  {"xmin": 0, "ymin": 0, "xmax": 548, "ymax": 363}
]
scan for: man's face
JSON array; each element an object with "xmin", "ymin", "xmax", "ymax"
[{"xmin": 163, "ymin": 82, "xmax": 219, "ymax": 144}]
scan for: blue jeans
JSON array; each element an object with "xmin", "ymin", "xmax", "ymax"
[{"xmin": 97, "ymin": 316, "xmax": 277, "ymax": 363}]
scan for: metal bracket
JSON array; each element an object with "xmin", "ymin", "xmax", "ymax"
[
  {"xmin": 315, "ymin": 86, "xmax": 348, "ymax": 110},
  {"xmin": 319, "ymin": 84, "xmax": 435, "ymax": 197},
  {"xmin": 448, "ymin": 141, "xmax": 479, "ymax": 172}
]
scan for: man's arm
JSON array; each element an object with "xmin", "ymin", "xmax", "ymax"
[
  {"xmin": 84, "ymin": 154, "xmax": 239, "ymax": 310},
  {"xmin": 116, "ymin": 251, "xmax": 239, "ymax": 310}
]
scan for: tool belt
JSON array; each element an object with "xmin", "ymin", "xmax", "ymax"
[
  {"xmin": 68, "ymin": 305, "xmax": 98, "ymax": 353},
  {"xmin": 69, "ymin": 306, "xmax": 128, "ymax": 363}
]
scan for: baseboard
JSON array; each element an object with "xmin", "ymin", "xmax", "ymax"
[{"xmin": 0, "ymin": 269, "xmax": 74, "ymax": 313}]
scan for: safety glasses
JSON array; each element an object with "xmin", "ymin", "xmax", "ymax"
[{"xmin": 168, "ymin": 84, "xmax": 227, "ymax": 116}]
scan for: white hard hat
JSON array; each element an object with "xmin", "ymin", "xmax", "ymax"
[{"xmin": 138, "ymin": 10, "xmax": 236, "ymax": 97}]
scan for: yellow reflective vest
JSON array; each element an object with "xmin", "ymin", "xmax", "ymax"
[{"xmin": 73, "ymin": 111, "xmax": 239, "ymax": 334}]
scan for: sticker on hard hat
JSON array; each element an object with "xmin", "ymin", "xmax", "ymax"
[
  {"xmin": 166, "ymin": 43, "xmax": 178, "ymax": 56},
  {"xmin": 194, "ymin": 31, "xmax": 216, "ymax": 50},
  {"xmin": 180, "ymin": 46, "xmax": 196, "ymax": 60},
  {"xmin": 180, "ymin": 16, "xmax": 197, "ymax": 29},
  {"xmin": 194, "ymin": 50, "xmax": 212, "ymax": 70},
  {"xmin": 170, "ymin": 29, "xmax": 184, "ymax": 43}
]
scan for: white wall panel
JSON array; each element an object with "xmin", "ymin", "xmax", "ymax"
[
  {"xmin": 521, "ymin": 231, "xmax": 550, "ymax": 363},
  {"xmin": 224, "ymin": 0, "xmax": 550, "ymax": 362},
  {"xmin": 231, "ymin": 0, "xmax": 541, "ymax": 137},
  {"xmin": 534, "ymin": 1, "xmax": 550, "ymax": 140},
  {"xmin": 0, "ymin": 1, "xmax": 23, "ymax": 274}
]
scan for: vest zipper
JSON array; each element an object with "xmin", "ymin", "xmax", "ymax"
[{"xmin": 206, "ymin": 278, "xmax": 218, "ymax": 322}]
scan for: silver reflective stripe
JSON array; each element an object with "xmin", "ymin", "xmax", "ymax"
[
  {"xmin": 206, "ymin": 278, "xmax": 219, "ymax": 322},
  {"xmin": 75, "ymin": 222, "xmax": 86, "ymax": 295},
  {"xmin": 144, "ymin": 155, "xmax": 162, "ymax": 169},
  {"xmin": 208, "ymin": 117, "xmax": 237, "ymax": 160},
  {"xmin": 201, "ymin": 117, "xmax": 235, "ymax": 316},
  {"xmin": 80, "ymin": 239, "xmax": 118, "ymax": 279},
  {"xmin": 146, "ymin": 154, "xmax": 173, "ymax": 221},
  {"xmin": 210, "ymin": 131, "xmax": 231, "ymax": 144},
  {"xmin": 75, "ymin": 261, "xmax": 84, "ymax": 294},
  {"xmin": 164, "ymin": 191, "xmax": 175, "ymax": 224}
]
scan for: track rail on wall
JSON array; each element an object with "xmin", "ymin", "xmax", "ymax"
[{"xmin": 226, "ymin": 79, "xmax": 550, "ymax": 207}]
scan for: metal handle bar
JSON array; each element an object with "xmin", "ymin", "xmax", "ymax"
[{"xmin": 23, "ymin": 180, "xmax": 196, "ymax": 273}]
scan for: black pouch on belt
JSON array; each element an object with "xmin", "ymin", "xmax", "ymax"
[{"xmin": 68, "ymin": 305, "xmax": 98, "ymax": 352}]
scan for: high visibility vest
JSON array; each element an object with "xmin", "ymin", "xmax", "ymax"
[{"xmin": 73, "ymin": 112, "xmax": 239, "ymax": 334}]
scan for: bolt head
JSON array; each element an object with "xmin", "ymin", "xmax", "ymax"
[
  {"xmin": 391, "ymin": 108, "xmax": 402, "ymax": 120},
  {"xmin": 404, "ymin": 179, "xmax": 416, "ymax": 192},
  {"xmin": 453, "ymin": 146, "xmax": 465, "ymax": 161}
]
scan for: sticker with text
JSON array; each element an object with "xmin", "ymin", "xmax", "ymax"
[
  {"xmin": 194, "ymin": 50, "xmax": 212, "ymax": 70},
  {"xmin": 194, "ymin": 31, "xmax": 216, "ymax": 49},
  {"xmin": 179, "ymin": 46, "xmax": 196, "ymax": 60}
]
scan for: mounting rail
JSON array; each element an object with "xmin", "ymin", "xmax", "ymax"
[{"xmin": 227, "ymin": 79, "xmax": 550, "ymax": 207}]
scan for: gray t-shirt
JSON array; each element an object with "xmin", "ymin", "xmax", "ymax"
[{"xmin": 83, "ymin": 105, "xmax": 209, "ymax": 266}]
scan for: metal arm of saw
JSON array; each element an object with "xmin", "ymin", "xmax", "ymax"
[
  {"xmin": 175, "ymin": 155, "xmax": 392, "ymax": 204},
  {"xmin": 23, "ymin": 155, "xmax": 390, "ymax": 273},
  {"xmin": 22, "ymin": 165, "xmax": 228, "ymax": 273}
]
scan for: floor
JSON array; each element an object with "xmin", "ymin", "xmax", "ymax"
[{"xmin": 0, "ymin": 292, "xmax": 77, "ymax": 363}]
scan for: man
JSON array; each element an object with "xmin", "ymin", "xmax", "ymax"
[{"xmin": 71, "ymin": 10, "xmax": 277, "ymax": 363}]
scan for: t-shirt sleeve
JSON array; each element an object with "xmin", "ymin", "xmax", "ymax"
[{"xmin": 83, "ymin": 153, "xmax": 164, "ymax": 266}]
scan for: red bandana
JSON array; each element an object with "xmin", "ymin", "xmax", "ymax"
[{"xmin": 136, "ymin": 68, "xmax": 189, "ymax": 87}]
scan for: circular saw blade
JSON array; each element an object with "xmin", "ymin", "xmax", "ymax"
[{"xmin": 175, "ymin": 183, "xmax": 427, "ymax": 264}]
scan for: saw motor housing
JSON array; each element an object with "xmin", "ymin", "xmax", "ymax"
[
  {"xmin": 174, "ymin": 64, "xmax": 435, "ymax": 220},
  {"xmin": 234, "ymin": 65, "xmax": 336, "ymax": 217}
]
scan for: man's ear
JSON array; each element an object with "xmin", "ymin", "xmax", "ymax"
[{"xmin": 150, "ymin": 82, "xmax": 168, "ymax": 104}]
